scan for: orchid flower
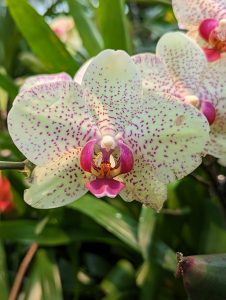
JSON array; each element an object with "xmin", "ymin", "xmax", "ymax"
[
  {"xmin": 50, "ymin": 16, "xmax": 82, "ymax": 54},
  {"xmin": 172, "ymin": 0, "xmax": 226, "ymax": 62},
  {"xmin": 8, "ymin": 49, "xmax": 209, "ymax": 211},
  {"xmin": 133, "ymin": 32, "xmax": 226, "ymax": 161}
]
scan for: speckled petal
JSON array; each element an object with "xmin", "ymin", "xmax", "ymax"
[
  {"xmin": 20, "ymin": 73, "xmax": 72, "ymax": 93},
  {"xmin": 156, "ymin": 32, "xmax": 207, "ymax": 97},
  {"xmin": 8, "ymin": 81, "xmax": 99, "ymax": 165},
  {"xmin": 74, "ymin": 59, "xmax": 92, "ymax": 85},
  {"xmin": 172, "ymin": 0, "xmax": 226, "ymax": 29},
  {"xmin": 132, "ymin": 53, "xmax": 175, "ymax": 95},
  {"xmin": 82, "ymin": 49, "xmax": 142, "ymax": 135},
  {"xmin": 24, "ymin": 147, "xmax": 88, "ymax": 209},
  {"xmin": 120, "ymin": 157, "xmax": 167, "ymax": 212},
  {"xmin": 206, "ymin": 101, "xmax": 226, "ymax": 158},
  {"xmin": 124, "ymin": 92, "xmax": 210, "ymax": 184},
  {"xmin": 200, "ymin": 58, "xmax": 226, "ymax": 157}
]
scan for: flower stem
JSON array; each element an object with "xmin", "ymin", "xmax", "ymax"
[
  {"xmin": 0, "ymin": 161, "xmax": 26, "ymax": 170},
  {"xmin": 8, "ymin": 243, "xmax": 38, "ymax": 300}
]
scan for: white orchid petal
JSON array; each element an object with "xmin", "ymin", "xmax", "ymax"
[
  {"xmin": 172, "ymin": 0, "xmax": 226, "ymax": 29},
  {"xmin": 74, "ymin": 59, "xmax": 93, "ymax": 85},
  {"xmin": 206, "ymin": 101, "xmax": 226, "ymax": 157},
  {"xmin": 8, "ymin": 81, "xmax": 98, "ymax": 165},
  {"xmin": 157, "ymin": 32, "xmax": 207, "ymax": 96},
  {"xmin": 20, "ymin": 73, "xmax": 72, "ymax": 93},
  {"xmin": 24, "ymin": 148, "xmax": 88, "ymax": 209},
  {"xmin": 132, "ymin": 53, "xmax": 175, "ymax": 94},
  {"xmin": 125, "ymin": 92, "xmax": 210, "ymax": 184},
  {"xmin": 82, "ymin": 49, "xmax": 142, "ymax": 135},
  {"xmin": 199, "ymin": 58, "xmax": 226, "ymax": 157},
  {"xmin": 120, "ymin": 157, "xmax": 167, "ymax": 212}
]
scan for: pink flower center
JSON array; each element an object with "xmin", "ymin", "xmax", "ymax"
[
  {"xmin": 199, "ymin": 19, "xmax": 226, "ymax": 60},
  {"xmin": 80, "ymin": 136, "xmax": 134, "ymax": 198}
]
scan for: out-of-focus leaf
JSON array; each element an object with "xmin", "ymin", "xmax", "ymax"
[
  {"xmin": 24, "ymin": 249, "xmax": 63, "ymax": 300},
  {"xmin": 101, "ymin": 259, "xmax": 135, "ymax": 295},
  {"xmin": 0, "ymin": 220, "xmax": 119, "ymax": 246},
  {"xmin": 138, "ymin": 206, "xmax": 156, "ymax": 259},
  {"xmin": 67, "ymin": 0, "xmax": 103, "ymax": 56},
  {"xmin": 96, "ymin": 0, "xmax": 132, "ymax": 53},
  {"xmin": 154, "ymin": 241, "xmax": 177, "ymax": 272},
  {"xmin": 0, "ymin": 72, "xmax": 18, "ymax": 98},
  {"xmin": 70, "ymin": 194, "xmax": 139, "ymax": 251},
  {"xmin": 137, "ymin": 261, "xmax": 162, "ymax": 300},
  {"xmin": 6, "ymin": 0, "xmax": 79, "ymax": 75},
  {"xmin": 0, "ymin": 241, "xmax": 9, "ymax": 300}
]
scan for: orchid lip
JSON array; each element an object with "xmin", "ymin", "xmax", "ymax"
[{"xmin": 80, "ymin": 136, "xmax": 134, "ymax": 198}]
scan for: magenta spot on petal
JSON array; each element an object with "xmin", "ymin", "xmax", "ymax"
[
  {"xmin": 118, "ymin": 141, "xmax": 134, "ymax": 174},
  {"xmin": 86, "ymin": 178, "xmax": 125, "ymax": 198},
  {"xmin": 199, "ymin": 18, "xmax": 219, "ymax": 41},
  {"xmin": 80, "ymin": 139, "xmax": 97, "ymax": 172},
  {"xmin": 200, "ymin": 101, "xmax": 216, "ymax": 125},
  {"xmin": 203, "ymin": 47, "xmax": 221, "ymax": 62}
]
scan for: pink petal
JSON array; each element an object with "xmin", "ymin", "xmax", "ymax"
[
  {"xmin": 199, "ymin": 18, "xmax": 219, "ymax": 41},
  {"xmin": 86, "ymin": 178, "xmax": 125, "ymax": 198},
  {"xmin": 82, "ymin": 49, "xmax": 142, "ymax": 135},
  {"xmin": 118, "ymin": 141, "xmax": 134, "ymax": 174},
  {"xmin": 172, "ymin": 0, "xmax": 226, "ymax": 30},
  {"xmin": 80, "ymin": 139, "xmax": 97, "ymax": 172},
  {"xmin": 203, "ymin": 47, "xmax": 221, "ymax": 62},
  {"xmin": 200, "ymin": 101, "xmax": 216, "ymax": 125},
  {"xmin": 8, "ymin": 81, "xmax": 99, "ymax": 165}
]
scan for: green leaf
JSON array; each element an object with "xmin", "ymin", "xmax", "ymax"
[
  {"xmin": 154, "ymin": 241, "xmax": 177, "ymax": 272},
  {"xmin": 101, "ymin": 259, "xmax": 136, "ymax": 295},
  {"xmin": 24, "ymin": 249, "xmax": 63, "ymax": 300},
  {"xmin": 67, "ymin": 0, "xmax": 103, "ymax": 56},
  {"xmin": 0, "ymin": 241, "xmax": 9, "ymax": 300},
  {"xmin": 70, "ymin": 194, "xmax": 139, "ymax": 251},
  {"xmin": 0, "ymin": 220, "xmax": 119, "ymax": 246},
  {"xmin": 96, "ymin": 0, "xmax": 132, "ymax": 53},
  {"xmin": 138, "ymin": 206, "xmax": 156, "ymax": 259},
  {"xmin": 6, "ymin": 0, "xmax": 79, "ymax": 75},
  {"xmin": 0, "ymin": 72, "xmax": 18, "ymax": 98}
]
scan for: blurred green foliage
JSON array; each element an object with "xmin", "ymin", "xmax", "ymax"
[{"xmin": 0, "ymin": 0, "xmax": 226, "ymax": 299}]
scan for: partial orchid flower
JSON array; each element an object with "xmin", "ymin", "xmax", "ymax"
[
  {"xmin": 133, "ymin": 32, "xmax": 226, "ymax": 161},
  {"xmin": 50, "ymin": 16, "xmax": 82, "ymax": 55},
  {"xmin": 172, "ymin": 0, "xmax": 226, "ymax": 62},
  {"xmin": 8, "ymin": 49, "xmax": 209, "ymax": 211},
  {"xmin": 0, "ymin": 174, "xmax": 14, "ymax": 213}
]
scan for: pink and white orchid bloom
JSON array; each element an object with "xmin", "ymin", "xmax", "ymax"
[
  {"xmin": 172, "ymin": 0, "xmax": 226, "ymax": 62},
  {"xmin": 8, "ymin": 49, "xmax": 209, "ymax": 211},
  {"xmin": 133, "ymin": 32, "xmax": 226, "ymax": 161}
]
